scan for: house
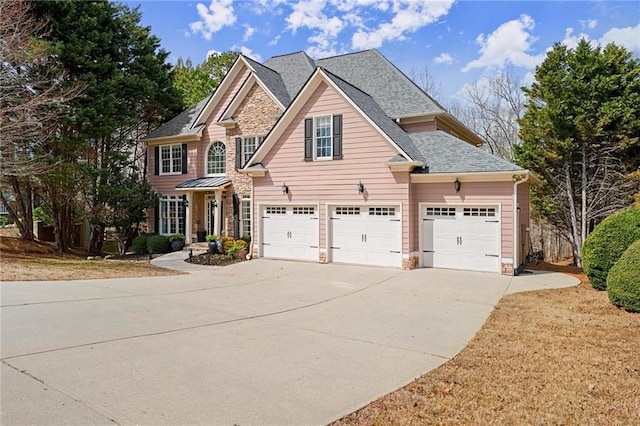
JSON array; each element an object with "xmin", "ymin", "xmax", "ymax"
[{"xmin": 144, "ymin": 49, "xmax": 535, "ymax": 275}]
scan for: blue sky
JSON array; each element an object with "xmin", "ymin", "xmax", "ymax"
[{"xmin": 124, "ymin": 1, "xmax": 640, "ymax": 104}]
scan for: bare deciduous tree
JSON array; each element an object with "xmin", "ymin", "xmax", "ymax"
[{"xmin": 407, "ymin": 64, "xmax": 443, "ymax": 104}]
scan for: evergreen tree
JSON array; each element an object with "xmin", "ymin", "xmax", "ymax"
[{"xmin": 516, "ymin": 40, "xmax": 640, "ymax": 266}]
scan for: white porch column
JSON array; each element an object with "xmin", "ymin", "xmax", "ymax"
[
  {"xmin": 214, "ymin": 190, "xmax": 222, "ymax": 237},
  {"xmin": 185, "ymin": 191, "xmax": 193, "ymax": 244}
]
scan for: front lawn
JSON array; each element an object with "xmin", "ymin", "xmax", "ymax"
[{"xmin": 334, "ymin": 266, "xmax": 640, "ymax": 425}]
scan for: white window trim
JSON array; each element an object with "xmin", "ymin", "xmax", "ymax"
[
  {"xmin": 160, "ymin": 144, "xmax": 183, "ymax": 175},
  {"xmin": 240, "ymin": 194, "xmax": 251, "ymax": 238},
  {"xmin": 159, "ymin": 195, "xmax": 185, "ymax": 235},
  {"xmin": 206, "ymin": 141, "xmax": 226, "ymax": 176},
  {"xmin": 242, "ymin": 135, "xmax": 265, "ymax": 166},
  {"xmin": 314, "ymin": 115, "xmax": 332, "ymax": 160}
]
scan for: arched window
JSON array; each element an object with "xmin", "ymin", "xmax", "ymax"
[{"xmin": 207, "ymin": 141, "xmax": 226, "ymax": 175}]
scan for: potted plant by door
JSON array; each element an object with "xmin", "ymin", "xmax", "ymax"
[
  {"xmin": 168, "ymin": 233, "xmax": 185, "ymax": 251},
  {"xmin": 206, "ymin": 234, "xmax": 219, "ymax": 254}
]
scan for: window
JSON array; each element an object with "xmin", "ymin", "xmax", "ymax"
[
  {"xmin": 425, "ymin": 207, "xmax": 456, "ymax": 217},
  {"xmin": 369, "ymin": 207, "xmax": 396, "ymax": 216},
  {"xmin": 463, "ymin": 207, "xmax": 496, "ymax": 217},
  {"xmin": 315, "ymin": 116, "xmax": 332, "ymax": 158},
  {"xmin": 241, "ymin": 195, "xmax": 251, "ymax": 238},
  {"xmin": 293, "ymin": 207, "xmax": 315, "ymax": 215},
  {"xmin": 159, "ymin": 196, "xmax": 185, "ymax": 235},
  {"xmin": 242, "ymin": 135, "xmax": 264, "ymax": 165},
  {"xmin": 335, "ymin": 207, "xmax": 360, "ymax": 215},
  {"xmin": 207, "ymin": 141, "xmax": 226, "ymax": 175},
  {"xmin": 266, "ymin": 206, "xmax": 286, "ymax": 215},
  {"xmin": 160, "ymin": 144, "xmax": 182, "ymax": 174}
]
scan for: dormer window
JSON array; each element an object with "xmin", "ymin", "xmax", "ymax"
[{"xmin": 207, "ymin": 141, "xmax": 226, "ymax": 175}]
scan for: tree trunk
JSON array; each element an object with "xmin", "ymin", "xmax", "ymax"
[
  {"xmin": 564, "ymin": 161, "xmax": 582, "ymax": 267},
  {"xmin": 1, "ymin": 177, "xmax": 35, "ymax": 240},
  {"xmin": 581, "ymin": 141, "xmax": 587, "ymax": 247},
  {"xmin": 89, "ymin": 225, "xmax": 105, "ymax": 255}
]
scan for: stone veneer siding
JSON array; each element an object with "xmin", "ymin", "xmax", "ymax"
[
  {"xmin": 501, "ymin": 262, "xmax": 514, "ymax": 275},
  {"xmin": 223, "ymin": 82, "xmax": 281, "ymax": 236}
]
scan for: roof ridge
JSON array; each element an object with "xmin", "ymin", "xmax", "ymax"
[
  {"xmin": 316, "ymin": 49, "xmax": 376, "ymax": 61},
  {"xmin": 319, "ymin": 67, "xmax": 375, "ymax": 99},
  {"xmin": 243, "ymin": 55, "xmax": 280, "ymax": 75}
]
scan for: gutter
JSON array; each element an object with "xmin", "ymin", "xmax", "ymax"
[{"xmin": 513, "ymin": 173, "xmax": 529, "ymax": 275}]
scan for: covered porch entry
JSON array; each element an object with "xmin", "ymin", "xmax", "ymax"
[{"xmin": 176, "ymin": 177, "xmax": 230, "ymax": 245}]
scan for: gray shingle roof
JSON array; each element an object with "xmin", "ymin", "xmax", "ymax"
[
  {"xmin": 176, "ymin": 176, "xmax": 230, "ymax": 189},
  {"xmin": 317, "ymin": 50, "xmax": 445, "ymax": 118},
  {"xmin": 410, "ymin": 131, "xmax": 523, "ymax": 174},
  {"xmin": 143, "ymin": 97, "xmax": 209, "ymax": 140},
  {"xmin": 263, "ymin": 51, "xmax": 316, "ymax": 101},
  {"xmin": 323, "ymin": 70, "xmax": 424, "ymax": 162},
  {"xmin": 243, "ymin": 56, "xmax": 291, "ymax": 107}
]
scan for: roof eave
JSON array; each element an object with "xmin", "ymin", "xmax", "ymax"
[
  {"xmin": 144, "ymin": 132, "xmax": 201, "ymax": 145},
  {"xmin": 386, "ymin": 161, "xmax": 425, "ymax": 172},
  {"xmin": 410, "ymin": 170, "xmax": 533, "ymax": 183},
  {"xmin": 239, "ymin": 168, "xmax": 268, "ymax": 177}
]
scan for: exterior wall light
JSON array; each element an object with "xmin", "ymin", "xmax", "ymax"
[
  {"xmin": 282, "ymin": 182, "xmax": 289, "ymax": 194},
  {"xmin": 358, "ymin": 181, "xmax": 364, "ymax": 194},
  {"xmin": 454, "ymin": 178, "xmax": 461, "ymax": 192},
  {"xmin": 182, "ymin": 193, "xmax": 189, "ymax": 207}
]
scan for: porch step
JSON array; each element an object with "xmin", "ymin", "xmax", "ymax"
[{"xmin": 189, "ymin": 242, "xmax": 209, "ymax": 250}]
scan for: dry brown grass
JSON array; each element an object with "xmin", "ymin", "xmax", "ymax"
[
  {"xmin": 0, "ymin": 233, "xmax": 182, "ymax": 281},
  {"xmin": 335, "ymin": 266, "xmax": 640, "ymax": 425}
]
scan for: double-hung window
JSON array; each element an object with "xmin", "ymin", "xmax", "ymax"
[
  {"xmin": 240, "ymin": 195, "xmax": 251, "ymax": 238},
  {"xmin": 242, "ymin": 135, "xmax": 264, "ymax": 165},
  {"xmin": 314, "ymin": 116, "xmax": 332, "ymax": 159},
  {"xmin": 160, "ymin": 144, "xmax": 182, "ymax": 174},
  {"xmin": 304, "ymin": 115, "xmax": 342, "ymax": 161}
]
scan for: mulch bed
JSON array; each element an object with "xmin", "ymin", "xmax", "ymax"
[{"xmin": 185, "ymin": 253, "xmax": 245, "ymax": 266}]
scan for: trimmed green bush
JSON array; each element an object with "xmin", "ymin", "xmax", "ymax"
[
  {"xmin": 607, "ymin": 239, "xmax": 640, "ymax": 313},
  {"xmin": 583, "ymin": 207, "xmax": 640, "ymax": 290},
  {"xmin": 147, "ymin": 234, "xmax": 170, "ymax": 254},
  {"xmin": 132, "ymin": 233, "xmax": 152, "ymax": 254}
]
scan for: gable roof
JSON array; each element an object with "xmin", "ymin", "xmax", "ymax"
[
  {"xmin": 322, "ymin": 69, "xmax": 424, "ymax": 163},
  {"xmin": 263, "ymin": 51, "xmax": 316, "ymax": 101},
  {"xmin": 143, "ymin": 97, "xmax": 208, "ymax": 140},
  {"xmin": 410, "ymin": 131, "xmax": 522, "ymax": 174},
  {"xmin": 243, "ymin": 56, "xmax": 291, "ymax": 107},
  {"xmin": 317, "ymin": 50, "xmax": 445, "ymax": 118}
]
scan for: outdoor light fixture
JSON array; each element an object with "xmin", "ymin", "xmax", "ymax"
[
  {"xmin": 454, "ymin": 178, "xmax": 461, "ymax": 192},
  {"xmin": 358, "ymin": 181, "xmax": 364, "ymax": 194},
  {"xmin": 282, "ymin": 182, "xmax": 289, "ymax": 194},
  {"xmin": 210, "ymin": 198, "xmax": 217, "ymax": 208},
  {"xmin": 182, "ymin": 194, "xmax": 188, "ymax": 207}
]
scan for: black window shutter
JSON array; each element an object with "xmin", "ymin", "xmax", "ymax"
[
  {"xmin": 154, "ymin": 201, "xmax": 159, "ymax": 233},
  {"xmin": 304, "ymin": 118, "xmax": 313, "ymax": 161},
  {"xmin": 181, "ymin": 144, "xmax": 187, "ymax": 174},
  {"xmin": 333, "ymin": 114, "xmax": 342, "ymax": 159},
  {"xmin": 154, "ymin": 146, "xmax": 159, "ymax": 175},
  {"xmin": 232, "ymin": 193, "xmax": 240, "ymax": 239},
  {"xmin": 235, "ymin": 137, "xmax": 242, "ymax": 170}
]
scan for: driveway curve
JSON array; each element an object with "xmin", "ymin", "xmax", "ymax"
[{"xmin": 1, "ymin": 254, "xmax": 578, "ymax": 425}]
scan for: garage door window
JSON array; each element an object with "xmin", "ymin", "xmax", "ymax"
[
  {"xmin": 293, "ymin": 207, "xmax": 315, "ymax": 215},
  {"xmin": 369, "ymin": 207, "xmax": 396, "ymax": 216},
  {"xmin": 425, "ymin": 207, "xmax": 456, "ymax": 217},
  {"xmin": 266, "ymin": 207, "xmax": 286, "ymax": 214},
  {"xmin": 463, "ymin": 207, "xmax": 496, "ymax": 217},
  {"xmin": 335, "ymin": 207, "xmax": 360, "ymax": 215}
]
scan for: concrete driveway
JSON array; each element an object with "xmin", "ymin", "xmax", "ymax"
[{"xmin": 1, "ymin": 255, "xmax": 578, "ymax": 425}]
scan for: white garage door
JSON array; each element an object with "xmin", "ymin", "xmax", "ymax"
[
  {"xmin": 330, "ymin": 205, "xmax": 402, "ymax": 268},
  {"xmin": 261, "ymin": 205, "xmax": 318, "ymax": 262},
  {"xmin": 422, "ymin": 206, "xmax": 500, "ymax": 273}
]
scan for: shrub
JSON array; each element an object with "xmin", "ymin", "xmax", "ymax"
[
  {"xmin": 607, "ymin": 239, "xmax": 640, "ymax": 313},
  {"xmin": 582, "ymin": 207, "xmax": 640, "ymax": 290},
  {"xmin": 206, "ymin": 234, "xmax": 218, "ymax": 242},
  {"xmin": 226, "ymin": 239, "xmax": 248, "ymax": 259},
  {"xmin": 168, "ymin": 233, "xmax": 185, "ymax": 242},
  {"xmin": 241, "ymin": 233, "xmax": 251, "ymax": 244},
  {"xmin": 147, "ymin": 234, "xmax": 170, "ymax": 254},
  {"xmin": 220, "ymin": 236, "xmax": 234, "ymax": 254},
  {"xmin": 132, "ymin": 233, "xmax": 152, "ymax": 254}
]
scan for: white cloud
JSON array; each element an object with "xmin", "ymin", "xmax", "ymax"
[
  {"xmin": 463, "ymin": 14, "xmax": 545, "ymax": 72},
  {"xmin": 206, "ymin": 49, "xmax": 221, "ymax": 58},
  {"xmin": 233, "ymin": 45, "xmax": 262, "ymax": 62},
  {"xmin": 268, "ymin": 35, "xmax": 281, "ymax": 46},
  {"xmin": 600, "ymin": 23, "xmax": 640, "ymax": 52},
  {"xmin": 580, "ymin": 19, "xmax": 598, "ymax": 30},
  {"xmin": 351, "ymin": 0, "xmax": 455, "ymax": 49},
  {"xmin": 286, "ymin": 0, "xmax": 345, "ymax": 58},
  {"xmin": 561, "ymin": 27, "xmax": 590, "ymax": 49},
  {"xmin": 522, "ymin": 71, "xmax": 535, "ymax": 88},
  {"xmin": 190, "ymin": 0, "xmax": 236, "ymax": 40},
  {"xmin": 433, "ymin": 52, "xmax": 453, "ymax": 65},
  {"xmin": 242, "ymin": 25, "xmax": 256, "ymax": 42}
]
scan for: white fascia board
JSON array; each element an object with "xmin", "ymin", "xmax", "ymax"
[
  {"xmin": 144, "ymin": 132, "xmax": 202, "ymax": 146},
  {"xmin": 238, "ymin": 168, "xmax": 268, "ymax": 177},
  {"xmin": 192, "ymin": 55, "xmax": 248, "ymax": 127},
  {"xmin": 386, "ymin": 161, "xmax": 425, "ymax": 172},
  {"xmin": 411, "ymin": 170, "xmax": 536, "ymax": 183}
]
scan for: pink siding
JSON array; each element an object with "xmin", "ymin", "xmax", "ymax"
[
  {"xmin": 400, "ymin": 121, "xmax": 436, "ymax": 133},
  {"xmin": 147, "ymin": 141, "xmax": 199, "ymax": 195},
  {"xmin": 410, "ymin": 181, "xmax": 515, "ymax": 259},
  {"xmin": 254, "ymin": 81, "xmax": 411, "ymax": 253}
]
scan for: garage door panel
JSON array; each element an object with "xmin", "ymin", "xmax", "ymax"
[
  {"xmin": 261, "ymin": 206, "xmax": 318, "ymax": 262},
  {"xmin": 421, "ymin": 205, "xmax": 500, "ymax": 273}
]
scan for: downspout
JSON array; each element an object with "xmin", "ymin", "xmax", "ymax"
[
  {"xmin": 513, "ymin": 173, "xmax": 529, "ymax": 275},
  {"xmin": 247, "ymin": 177, "xmax": 255, "ymax": 260}
]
